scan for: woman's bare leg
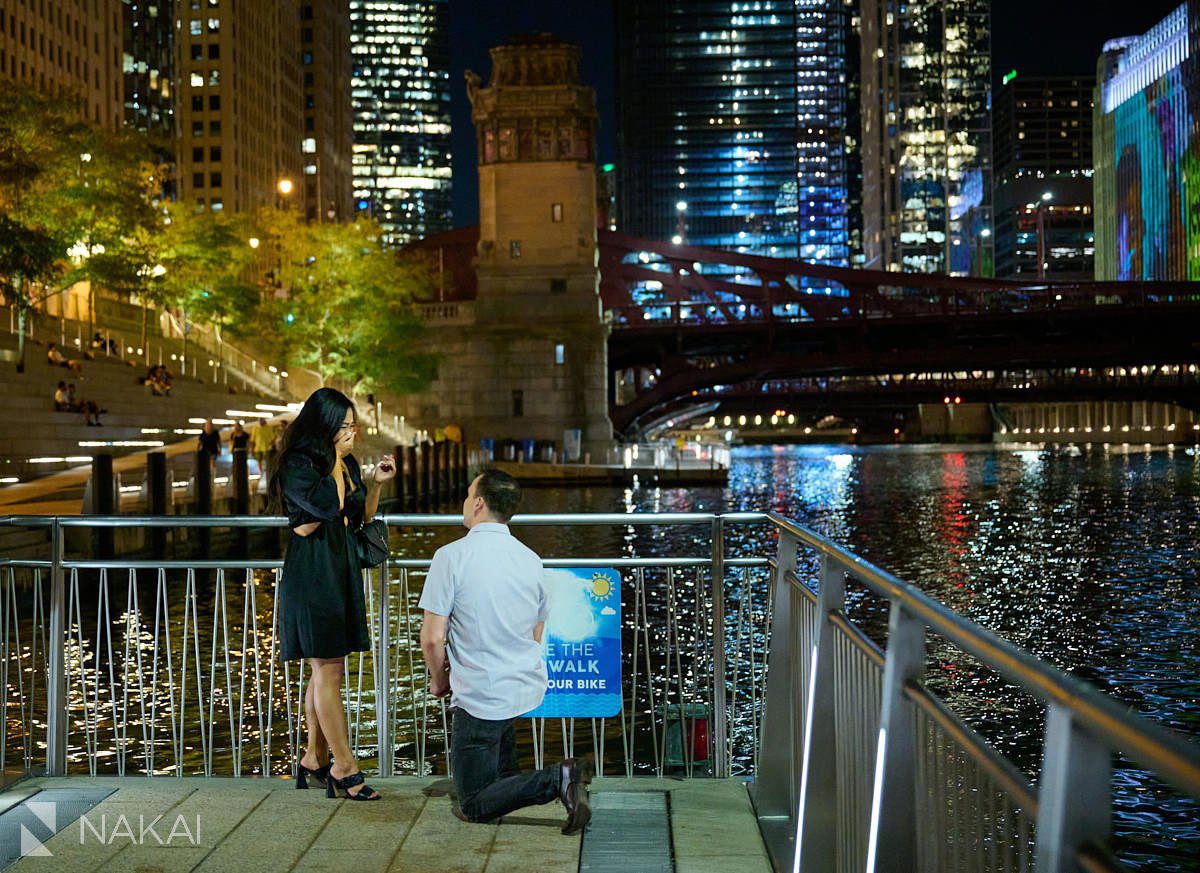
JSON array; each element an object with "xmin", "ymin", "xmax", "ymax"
[
  {"xmin": 309, "ymin": 657, "xmax": 378, "ymax": 797},
  {"xmin": 301, "ymin": 674, "xmax": 328, "ymax": 771}
]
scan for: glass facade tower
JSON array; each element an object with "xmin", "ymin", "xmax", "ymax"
[
  {"xmin": 859, "ymin": 0, "xmax": 992, "ymax": 275},
  {"xmin": 349, "ymin": 1, "xmax": 452, "ymax": 245},
  {"xmin": 616, "ymin": 1, "xmax": 856, "ymax": 271}
]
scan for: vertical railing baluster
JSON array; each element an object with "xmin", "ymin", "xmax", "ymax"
[
  {"xmin": 377, "ymin": 551, "xmax": 394, "ymax": 776},
  {"xmin": 864, "ymin": 601, "xmax": 925, "ymax": 873},
  {"xmin": 752, "ymin": 529, "xmax": 799, "ymax": 823},
  {"xmin": 46, "ymin": 518, "xmax": 67, "ymax": 775},
  {"xmin": 709, "ymin": 515, "xmax": 728, "ymax": 777},
  {"xmin": 792, "ymin": 554, "xmax": 846, "ymax": 873},
  {"xmin": 1034, "ymin": 703, "xmax": 1112, "ymax": 873}
]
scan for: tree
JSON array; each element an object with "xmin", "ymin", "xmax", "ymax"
[
  {"xmin": 254, "ymin": 212, "xmax": 438, "ymax": 398},
  {"xmin": 152, "ymin": 202, "xmax": 259, "ymax": 369},
  {"xmin": 0, "ymin": 89, "xmax": 84, "ymax": 370}
]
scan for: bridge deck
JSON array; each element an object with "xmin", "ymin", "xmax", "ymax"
[{"xmin": 1, "ymin": 776, "xmax": 769, "ymax": 873}]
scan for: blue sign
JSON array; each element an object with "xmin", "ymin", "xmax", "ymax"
[{"xmin": 526, "ymin": 568, "xmax": 621, "ymax": 719}]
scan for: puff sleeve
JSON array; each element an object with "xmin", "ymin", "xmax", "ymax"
[{"xmin": 281, "ymin": 454, "xmax": 341, "ymax": 524}]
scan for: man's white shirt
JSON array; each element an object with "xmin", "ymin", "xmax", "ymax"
[{"xmin": 418, "ymin": 522, "xmax": 549, "ymax": 720}]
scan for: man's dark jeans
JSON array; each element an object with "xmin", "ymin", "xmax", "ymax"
[{"xmin": 451, "ymin": 708, "xmax": 560, "ymax": 823}]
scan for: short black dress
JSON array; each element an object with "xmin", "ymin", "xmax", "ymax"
[{"xmin": 278, "ymin": 450, "xmax": 372, "ymax": 661}]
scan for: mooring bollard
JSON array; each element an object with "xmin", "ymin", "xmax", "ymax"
[
  {"xmin": 232, "ymin": 447, "xmax": 249, "ymax": 554},
  {"xmin": 147, "ymin": 450, "xmax": 168, "ymax": 558},
  {"xmin": 195, "ymin": 450, "xmax": 213, "ymax": 556},
  {"xmin": 91, "ymin": 453, "xmax": 115, "ymax": 558},
  {"xmin": 404, "ymin": 445, "xmax": 418, "ymax": 509},
  {"xmin": 420, "ymin": 441, "xmax": 433, "ymax": 509}
]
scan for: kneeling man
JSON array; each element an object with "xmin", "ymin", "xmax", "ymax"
[{"xmin": 419, "ymin": 468, "xmax": 593, "ymax": 833}]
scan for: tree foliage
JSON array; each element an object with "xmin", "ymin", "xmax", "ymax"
[{"xmin": 253, "ymin": 210, "xmax": 439, "ymax": 398}]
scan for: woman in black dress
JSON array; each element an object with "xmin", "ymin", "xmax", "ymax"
[{"xmin": 270, "ymin": 387, "xmax": 395, "ymax": 800}]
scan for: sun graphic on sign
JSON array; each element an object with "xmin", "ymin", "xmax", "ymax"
[{"xmin": 587, "ymin": 572, "xmax": 615, "ymax": 602}]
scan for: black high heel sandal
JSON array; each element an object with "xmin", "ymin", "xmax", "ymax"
[
  {"xmin": 325, "ymin": 769, "xmax": 381, "ymax": 801},
  {"xmin": 296, "ymin": 757, "xmax": 330, "ymax": 790}
]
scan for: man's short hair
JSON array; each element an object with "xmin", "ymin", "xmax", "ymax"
[{"xmin": 475, "ymin": 468, "xmax": 521, "ymax": 522}]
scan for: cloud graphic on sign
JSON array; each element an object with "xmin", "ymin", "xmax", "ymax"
[
  {"xmin": 543, "ymin": 569, "xmax": 597, "ymax": 641},
  {"xmin": 601, "ymin": 606, "xmax": 616, "ymax": 615}
]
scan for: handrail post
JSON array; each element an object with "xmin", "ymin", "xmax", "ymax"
[
  {"xmin": 795, "ymin": 553, "xmax": 846, "ymax": 873},
  {"xmin": 1034, "ymin": 703, "xmax": 1112, "ymax": 872},
  {"xmin": 375, "ymin": 552, "xmax": 393, "ymax": 777},
  {"xmin": 709, "ymin": 515, "xmax": 727, "ymax": 778},
  {"xmin": 753, "ymin": 529, "xmax": 799, "ymax": 820},
  {"xmin": 865, "ymin": 602, "xmax": 925, "ymax": 872},
  {"xmin": 46, "ymin": 517, "xmax": 68, "ymax": 775}
]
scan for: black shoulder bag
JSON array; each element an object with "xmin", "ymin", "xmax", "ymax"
[{"xmin": 356, "ymin": 518, "xmax": 389, "ymax": 567}]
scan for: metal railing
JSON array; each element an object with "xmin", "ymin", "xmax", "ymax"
[
  {"xmin": 754, "ymin": 513, "xmax": 1200, "ymax": 873},
  {"xmin": 0, "ymin": 512, "xmax": 771, "ymax": 784},
  {"xmin": 0, "ymin": 511, "xmax": 1198, "ymax": 873}
]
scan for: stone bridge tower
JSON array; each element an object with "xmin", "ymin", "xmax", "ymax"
[{"xmin": 400, "ymin": 35, "xmax": 611, "ymax": 458}]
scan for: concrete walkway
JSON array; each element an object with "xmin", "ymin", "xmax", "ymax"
[{"xmin": 2, "ymin": 776, "xmax": 770, "ymax": 873}]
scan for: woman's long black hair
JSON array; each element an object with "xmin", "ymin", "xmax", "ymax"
[{"xmin": 268, "ymin": 387, "xmax": 356, "ymax": 511}]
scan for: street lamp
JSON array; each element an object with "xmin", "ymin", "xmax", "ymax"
[
  {"xmin": 248, "ymin": 237, "xmax": 260, "ymax": 249},
  {"xmin": 276, "ymin": 178, "xmax": 294, "ymax": 196}
]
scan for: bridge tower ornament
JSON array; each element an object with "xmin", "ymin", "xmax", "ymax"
[{"xmin": 452, "ymin": 35, "xmax": 611, "ymax": 453}]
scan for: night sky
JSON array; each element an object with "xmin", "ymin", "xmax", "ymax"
[{"xmin": 446, "ymin": 0, "xmax": 1183, "ymax": 226}]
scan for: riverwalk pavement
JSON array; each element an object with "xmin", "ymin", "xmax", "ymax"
[{"xmin": 1, "ymin": 775, "xmax": 770, "ymax": 873}]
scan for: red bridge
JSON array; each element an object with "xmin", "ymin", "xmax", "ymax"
[{"xmin": 413, "ymin": 228, "xmax": 1200, "ymax": 437}]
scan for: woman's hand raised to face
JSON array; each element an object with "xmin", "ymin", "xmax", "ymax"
[{"xmin": 373, "ymin": 454, "xmax": 397, "ymax": 485}]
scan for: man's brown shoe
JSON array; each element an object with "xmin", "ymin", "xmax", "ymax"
[{"xmin": 559, "ymin": 756, "xmax": 595, "ymax": 835}]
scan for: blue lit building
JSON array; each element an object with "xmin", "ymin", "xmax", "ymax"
[
  {"xmin": 615, "ymin": 1, "xmax": 855, "ymax": 272},
  {"xmin": 349, "ymin": 1, "xmax": 452, "ymax": 245}
]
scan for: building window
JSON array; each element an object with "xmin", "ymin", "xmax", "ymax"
[
  {"xmin": 550, "ymin": 278, "xmax": 566, "ymax": 293},
  {"xmin": 551, "ymin": 203, "xmax": 563, "ymax": 222},
  {"xmin": 210, "ymin": 146, "xmax": 221, "ymax": 161},
  {"xmin": 192, "ymin": 147, "xmax": 203, "ymax": 162},
  {"xmin": 302, "ymin": 27, "xmax": 313, "ymax": 42},
  {"xmin": 303, "ymin": 72, "xmax": 314, "ymax": 87},
  {"xmin": 210, "ymin": 199, "xmax": 223, "ymax": 212},
  {"xmin": 210, "ymin": 172, "xmax": 221, "ymax": 188},
  {"xmin": 189, "ymin": 71, "xmax": 203, "ymax": 87},
  {"xmin": 301, "ymin": 5, "xmax": 313, "ymax": 19},
  {"xmin": 209, "ymin": 120, "xmax": 220, "ymax": 135},
  {"xmin": 208, "ymin": 44, "xmax": 219, "ymax": 60},
  {"xmin": 208, "ymin": 69, "xmax": 219, "ymax": 86},
  {"xmin": 512, "ymin": 390, "xmax": 524, "ymax": 418},
  {"xmin": 191, "ymin": 95, "xmax": 203, "ymax": 111},
  {"xmin": 302, "ymin": 137, "xmax": 316, "ymax": 154},
  {"xmin": 207, "ymin": 18, "xmax": 220, "ymax": 33},
  {"xmin": 509, "ymin": 240, "xmax": 521, "ymax": 258},
  {"xmin": 208, "ymin": 94, "xmax": 220, "ymax": 110},
  {"xmin": 189, "ymin": 20, "xmax": 202, "ymax": 35},
  {"xmin": 192, "ymin": 120, "xmax": 204, "ymax": 136},
  {"xmin": 193, "ymin": 172, "xmax": 205, "ymax": 188},
  {"xmin": 305, "ymin": 116, "xmax": 315, "ymax": 131},
  {"xmin": 302, "ymin": 51, "xmax": 313, "ymax": 65},
  {"xmin": 554, "ymin": 343, "xmax": 565, "ymax": 365},
  {"xmin": 190, "ymin": 44, "xmax": 202, "ymax": 61}
]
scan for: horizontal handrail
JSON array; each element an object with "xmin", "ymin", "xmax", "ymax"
[
  {"xmin": 0, "ymin": 511, "xmax": 771, "ymax": 528},
  {"xmin": 769, "ymin": 511, "xmax": 1200, "ymax": 802},
  {"xmin": 0, "ymin": 556, "xmax": 770, "ymax": 571}
]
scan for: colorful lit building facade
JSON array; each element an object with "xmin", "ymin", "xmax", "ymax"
[
  {"xmin": 349, "ymin": 0, "xmax": 452, "ymax": 245},
  {"xmin": 1094, "ymin": 3, "xmax": 1200, "ymax": 280}
]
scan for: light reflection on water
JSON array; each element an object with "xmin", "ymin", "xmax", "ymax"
[{"xmin": 515, "ymin": 442, "xmax": 1200, "ymax": 870}]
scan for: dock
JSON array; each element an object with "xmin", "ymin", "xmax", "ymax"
[{"xmin": 0, "ymin": 776, "xmax": 769, "ymax": 873}]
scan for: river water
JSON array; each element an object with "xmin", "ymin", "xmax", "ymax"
[{"xmin": 515, "ymin": 442, "xmax": 1200, "ymax": 870}]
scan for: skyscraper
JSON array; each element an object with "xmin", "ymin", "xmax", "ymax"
[
  {"xmin": 349, "ymin": 1, "xmax": 452, "ymax": 245},
  {"xmin": 175, "ymin": 2, "xmax": 305, "ymax": 214},
  {"xmin": 300, "ymin": 0, "xmax": 354, "ymax": 222},
  {"xmin": 122, "ymin": 0, "xmax": 174, "ymax": 139},
  {"xmin": 1094, "ymin": 3, "xmax": 1200, "ymax": 281},
  {"xmin": 993, "ymin": 74, "xmax": 1094, "ymax": 280},
  {"xmin": 0, "ymin": 0, "xmax": 124, "ymax": 130},
  {"xmin": 859, "ymin": 0, "xmax": 992, "ymax": 275},
  {"xmin": 617, "ymin": 2, "xmax": 856, "ymax": 272}
]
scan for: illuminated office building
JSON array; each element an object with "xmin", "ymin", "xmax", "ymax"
[
  {"xmin": 350, "ymin": 1, "xmax": 452, "ymax": 245},
  {"xmin": 0, "ymin": 0, "xmax": 124, "ymax": 129},
  {"xmin": 859, "ymin": 0, "xmax": 992, "ymax": 275},
  {"xmin": 122, "ymin": 0, "xmax": 174, "ymax": 138},
  {"xmin": 616, "ymin": 1, "xmax": 856, "ymax": 271},
  {"xmin": 301, "ymin": 0, "xmax": 354, "ymax": 222},
  {"xmin": 1094, "ymin": 3, "xmax": 1200, "ymax": 280},
  {"xmin": 993, "ymin": 74, "xmax": 1094, "ymax": 280}
]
